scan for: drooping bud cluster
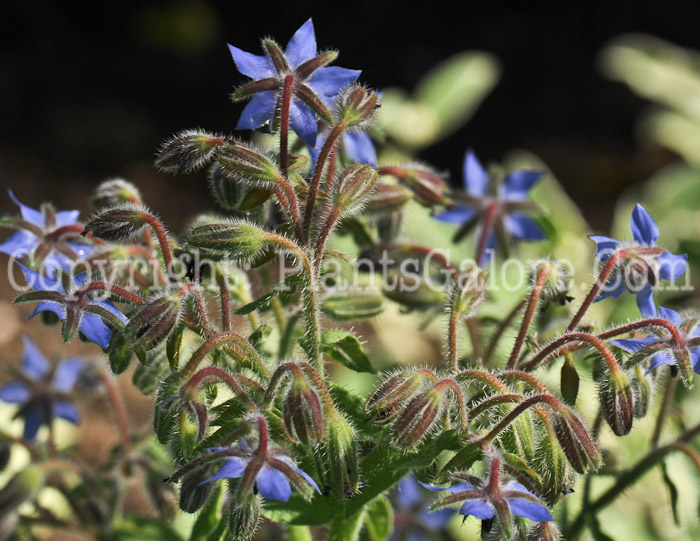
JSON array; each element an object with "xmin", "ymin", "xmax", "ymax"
[
  {"xmin": 90, "ymin": 178, "xmax": 143, "ymax": 209},
  {"xmin": 448, "ymin": 265, "xmax": 488, "ymax": 319},
  {"xmin": 334, "ymin": 84, "xmax": 380, "ymax": 130},
  {"xmin": 155, "ymin": 129, "xmax": 227, "ymax": 174}
]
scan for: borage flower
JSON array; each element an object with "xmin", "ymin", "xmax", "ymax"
[
  {"xmin": 591, "ymin": 204, "xmax": 687, "ymax": 317},
  {"xmin": 435, "ymin": 151, "xmax": 545, "ymax": 264},
  {"xmin": 14, "ymin": 263, "xmax": 128, "ymax": 348},
  {"xmin": 229, "ymin": 18, "xmax": 360, "ymax": 146},
  {"xmin": 0, "ymin": 336, "xmax": 84, "ymax": 439},
  {"xmin": 0, "ymin": 190, "xmax": 94, "ymax": 276},
  {"xmin": 422, "ymin": 452, "xmax": 552, "ymax": 538},
  {"xmin": 390, "ymin": 474, "xmax": 454, "ymax": 541},
  {"xmin": 610, "ymin": 306, "xmax": 700, "ymax": 387}
]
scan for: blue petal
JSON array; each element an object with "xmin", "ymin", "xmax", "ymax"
[
  {"xmin": 657, "ymin": 252, "xmax": 687, "ymax": 281},
  {"xmin": 636, "ymin": 286, "xmax": 656, "ymax": 318},
  {"xmin": 608, "ymin": 336, "xmax": 657, "ymax": 354},
  {"xmin": 447, "ymin": 482, "xmax": 476, "ymax": 494},
  {"xmin": 658, "ymin": 306, "xmax": 682, "ymax": 326},
  {"xmin": 293, "ymin": 466, "xmax": 320, "ymax": 493},
  {"xmin": 52, "ymin": 357, "xmax": 85, "ymax": 392},
  {"xmin": 53, "ymin": 400, "xmax": 80, "ymax": 425},
  {"xmin": 28, "ymin": 301, "xmax": 66, "ymax": 321},
  {"xmin": 256, "ymin": 465, "xmax": 292, "ymax": 501},
  {"xmin": 289, "ymin": 101, "xmax": 318, "ymax": 146},
  {"xmin": 0, "ymin": 382, "xmax": 30, "ymax": 403},
  {"xmin": 590, "ymin": 235, "xmax": 620, "ymax": 259},
  {"xmin": 0, "ymin": 231, "xmax": 38, "ymax": 257},
  {"xmin": 502, "ymin": 170, "xmax": 544, "ymax": 200},
  {"xmin": 645, "ymin": 352, "xmax": 675, "ymax": 374},
  {"xmin": 343, "ymin": 132, "xmax": 377, "ymax": 166},
  {"xmin": 434, "ymin": 206, "xmax": 474, "ymax": 225},
  {"xmin": 459, "ymin": 499, "xmax": 495, "ymax": 519},
  {"xmin": 23, "ymin": 405, "xmax": 44, "ymax": 440},
  {"xmin": 55, "ymin": 210, "xmax": 80, "ymax": 227},
  {"xmin": 17, "ymin": 262, "xmax": 62, "ymax": 292},
  {"xmin": 417, "ymin": 481, "xmax": 450, "ymax": 492},
  {"xmin": 630, "ymin": 204, "xmax": 659, "ymax": 245},
  {"xmin": 505, "ymin": 214, "xmax": 545, "ymax": 240},
  {"xmin": 9, "ymin": 190, "xmax": 44, "ymax": 227},
  {"xmin": 420, "ymin": 508, "xmax": 454, "ymax": 529},
  {"xmin": 508, "ymin": 498, "xmax": 553, "ymax": 522},
  {"xmin": 285, "ymin": 19, "xmax": 317, "ymax": 68},
  {"xmin": 236, "ymin": 91, "xmax": 276, "ymax": 130},
  {"xmin": 21, "ymin": 336, "xmax": 49, "ymax": 379},
  {"xmin": 462, "ymin": 151, "xmax": 488, "ymax": 197},
  {"xmin": 228, "ymin": 45, "xmax": 275, "ymax": 79},
  {"xmin": 397, "ymin": 476, "xmax": 422, "ymax": 508},
  {"xmin": 41, "ymin": 253, "xmax": 73, "ymax": 277},
  {"xmin": 200, "ymin": 457, "xmax": 248, "ymax": 484},
  {"xmin": 307, "ymin": 67, "xmax": 361, "ymax": 102},
  {"xmin": 502, "ymin": 481, "xmax": 533, "ymax": 494},
  {"xmin": 79, "ymin": 314, "xmax": 112, "ymax": 348},
  {"xmin": 691, "ymin": 350, "xmax": 700, "ymax": 374}
]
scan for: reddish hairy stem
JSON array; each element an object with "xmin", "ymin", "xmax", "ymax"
[
  {"xmin": 97, "ymin": 372, "xmax": 131, "ymax": 453},
  {"xmin": 313, "ymin": 207, "xmax": 342, "ymax": 277},
  {"xmin": 215, "ymin": 265, "xmax": 231, "ymax": 332},
  {"xmin": 48, "ymin": 224, "xmax": 85, "ymax": 239},
  {"xmin": 182, "ymin": 331, "xmax": 269, "ymax": 378},
  {"xmin": 141, "ymin": 213, "xmax": 174, "ymax": 277},
  {"xmin": 184, "ymin": 366, "xmax": 259, "ymax": 409},
  {"xmin": 279, "ymin": 75, "xmax": 294, "ymax": 179},
  {"xmin": 521, "ymin": 332, "xmax": 621, "ymax": 374},
  {"xmin": 479, "ymin": 393, "xmax": 565, "ymax": 444},
  {"xmin": 76, "ymin": 282, "xmax": 146, "ymax": 305},
  {"xmin": 475, "ymin": 202, "xmax": 499, "ymax": 267},
  {"xmin": 597, "ymin": 318, "xmax": 685, "ymax": 346},
  {"xmin": 507, "ymin": 266, "xmax": 549, "ymax": 369}
]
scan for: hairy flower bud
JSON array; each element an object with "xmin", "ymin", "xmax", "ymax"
[
  {"xmin": 125, "ymin": 291, "xmax": 189, "ymax": 356},
  {"xmin": 228, "ymin": 495, "xmax": 262, "ymax": 541},
  {"xmin": 631, "ymin": 365, "xmax": 651, "ymax": 418},
  {"xmin": 208, "ymin": 162, "xmax": 245, "ymax": 210},
  {"xmin": 598, "ymin": 372, "xmax": 635, "ymax": 436},
  {"xmin": 381, "ymin": 164, "xmax": 451, "ymax": 207},
  {"xmin": 282, "ymin": 379, "xmax": 325, "ymax": 445},
  {"xmin": 322, "ymin": 288, "xmax": 385, "ymax": 321},
  {"xmin": 553, "ymin": 410, "xmax": 602, "ymax": 474},
  {"xmin": 392, "ymin": 390, "xmax": 442, "ymax": 446},
  {"xmin": 363, "ymin": 183, "xmax": 413, "ymax": 216},
  {"xmin": 531, "ymin": 258, "xmax": 572, "ymax": 306},
  {"xmin": 449, "ymin": 266, "xmax": 488, "ymax": 318},
  {"xmin": 155, "ymin": 129, "xmax": 226, "ymax": 174},
  {"xmin": 365, "ymin": 371, "xmax": 424, "ymax": 424},
  {"xmin": 322, "ymin": 412, "xmax": 359, "ymax": 500},
  {"xmin": 183, "ymin": 220, "xmax": 271, "ymax": 262},
  {"xmin": 90, "ymin": 178, "xmax": 142, "ymax": 209},
  {"xmin": 178, "ymin": 465, "xmax": 216, "ymax": 513},
  {"xmin": 215, "ymin": 142, "xmax": 282, "ymax": 187},
  {"xmin": 84, "ymin": 204, "xmax": 151, "ymax": 242},
  {"xmin": 335, "ymin": 84, "xmax": 379, "ymax": 130},
  {"xmin": 527, "ymin": 521, "xmax": 561, "ymax": 541},
  {"xmin": 333, "ymin": 164, "xmax": 378, "ymax": 216}
]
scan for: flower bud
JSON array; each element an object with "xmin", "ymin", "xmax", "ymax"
[
  {"xmin": 125, "ymin": 291, "xmax": 188, "ymax": 356},
  {"xmin": 527, "ymin": 521, "xmax": 561, "ymax": 541},
  {"xmin": 283, "ymin": 380, "xmax": 325, "ymax": 445},
  {"xmin": 322, "ymin": 288, "xmax": 384, "ymax": 321},
  {"xmin": 532, "ymin": 429, "xmax": 573, "ymax": 506},
  {"xmin": 598, "ymin": 372, "xmax": 635, "ymax": 436},
  {"xmin": 228, "ymin": 494, "xmax": 262, "ymax": 541},
  {"xmin": 0, "ymin": 464, "xmax": 44, "ymax": 516},
  {"xmin": 376, "ymin": 212, "xmax": 404, "ymax": 244},
  {"xmin": 531, "ymin": 259, "xmax": 572, "ymax": 306},
  {"xmin": 392, "ymin": 390, "xmax": 442, "ymax": 446},
  {"xmin": 84, "ymin": 204, "xmax": 150, "ymax": 242},
  {"xmin": 155, "ymin": 130, "xmax": 226, "ymax": 174},
  {"xmin": 90, "ymin": 178, "xmax": 142, "ymax": 209},
  {"xmin": 365, "ymin": 371, "xmax": 424, "ymax": 424},
  {"xmin": 631, "ymin": 365, "xmax": 651, "ymax": 418},
  {"xmin": 208, "ymin": 162, "xmax": 245, "ymax": 210},
  {"xmin": 335, "ymin": 84, "xmax": 379, "ymax": 130},
  {"xmin": 323, "ymin": 412, "xmax": 359, "ymax": 500},
  {"xmin": 362, "ymin": 183, "xmax": 413, "ymax": 216},
  {"xmin": 560, "ymin": 355, "xmax": 580, "ymax": 406},
  {"xmin": 333, "ymin": 164, "xmax": 378, "ymax": 216},
  {"xmin": 215, "ymin": 142, "xmax": 282, "ymax": 187},
  {"xmin": 381, "ymin": 164, "xmax": 451, "ymax": 207},
  {"xmin": 449, "ymin": 266, "xmax": 488, "ymax": 319},
  {"xmin": 183, "ymin": 220, "xmax": 271, "ymax": 262},
  {"xmin": 553, "ymin": 410, "xmax": 602, "ymax": 474},
  {"xmin": 178, "ymin": 465, "xmax": 216, "ymax": 513}
]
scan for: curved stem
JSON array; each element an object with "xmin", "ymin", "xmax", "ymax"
[
  {"xmin": 184, "ymin": 366, "xmax": 260, "ymax": 409},
  {"xmin": 507, "ymin": 266, "xmax": 549, "ymax": 369},
  {"xmin": 76, "ymin": 282, "xmax": 146, "ymax": 305},
  {"xmin": 313, "ymin": 207, "xmax": 342, "ymax": 278},
  {"xmin": 521, "ymin": 332, "xmax": 621, "ymax": 374},
  {"xmin": 97, "ymin": 372, "xmax": 131, "ymax": 453},
  {"xmin": 651, "ymin": 371, "xmax": 677, "ymax": 448},
  {"xmin": 448, "ymin": 308, "xmax": 461, "ymax": 373},
  {"xmin": 182, "ymin": 331, "xmax": 269, "ymax": 378},
  {"xmin": 215, "ymin": 264, "xmax": 231, "ymax": 332},
  {"xmin": 484, "ymin": 299, "xmax": 526, "ymax": 367},
  {"xmin": 597, "ymin": 318, "xmax": 685, "ymax": 346},
  {"xmin": 475, "ymin": 202, "xmax": 499, "ymax": 267},
  {"xmin": 279, "ymin": 75, "xmax": 294, "ymax": 179},
  {"xmin": 141, "ymin": 213, "xmax": 174, "ymax": 279},
  {"xmin": 478, "ymin": 394, "xmax": 564, "ymax": 444}
]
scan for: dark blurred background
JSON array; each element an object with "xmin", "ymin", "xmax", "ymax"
[{"xmin": 2, "ymin": 1, "xmax": 699, "ymax": 230}]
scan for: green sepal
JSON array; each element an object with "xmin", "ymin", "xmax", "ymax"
[{"xmin": 321, "ymin": 330, "xmax": 374, "ymax": 373}]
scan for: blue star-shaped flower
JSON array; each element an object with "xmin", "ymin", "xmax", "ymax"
[
  {"xmin": 0, "ymin": 190, "xmax": 94, "ymax": 277},
  {"xmin": 229, "ymin": 19, "xmax": 360, "ymax": 146},
  {"xmin": 610, "ymin": 306, "xmax": 700, "ymax": 376},
  {"xmin": 591, "ymin": 204, "xmax": 687, "ymax": 317},
  {"xmin": 200, "ymin": 444, "xmax": 320, "ymax": 502},
  {"xmin": 390, "ymin": 474, "xmax": 454, "ymax": 541},
  {"xmin": 0, "ymin": 336, "xmax": 84, "ymax": 439},
  {"xmin": 435, "ymin": 151, "xmax": 545, "ymax": 262},
  {"xmin": 15, "ymin": 263, "xmax": 128, "ymax": 348}
]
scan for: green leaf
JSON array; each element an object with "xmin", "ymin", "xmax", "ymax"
[
  {"xmin": 329, "ymin": 509, "xmax": 365, "ymax": 541},
  {"xmin": 235, "ymin": 291, "xmax": 277, "ymax": 315},
  {"xmin": 321, "ymin": 330, "xmax": 374, "ymax": 373},
  {"xmin": 364, "ymin": 495, "xmax": 394, "ymax": 541},
  {"xmin": 190, "ymin": 483, "xmax": 225, "ymax": 540},
  {"xmin": 440, "ymin": 442, "xmax": 482, "ymax": 476},
  {"xmin": 248, "ymin": 324, "xmax": 272, "ymax": 355}
]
